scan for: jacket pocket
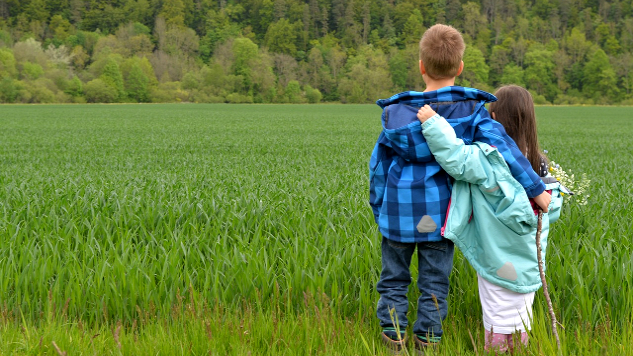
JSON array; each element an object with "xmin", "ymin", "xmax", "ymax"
[
  {"xmin": 422, "ymin": 240, "xmax": 450, "ymax": 252},
  {"xmin": 479, "ymin": 179, "xmax": 537, "ymax": 236}
]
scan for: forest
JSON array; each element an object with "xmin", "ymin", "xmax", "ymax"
[{"xmin": 0, "ymin": 0, "xmax": 631, "ymax": 104}]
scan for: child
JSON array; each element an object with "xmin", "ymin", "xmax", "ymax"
[
  {"xmin": 369, "ymin": 25, "xmax": 551, "ymax": 353},
  {"xmin": 416, "ymin": 85, "xmax": 565, "ymax": 353}
]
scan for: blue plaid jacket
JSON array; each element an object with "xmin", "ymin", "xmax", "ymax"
[{"xmin": 369, "ymin": 87, "xmax": 546, "ymax": 243}]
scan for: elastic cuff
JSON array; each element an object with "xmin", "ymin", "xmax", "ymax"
[
  {"xmin": 525, "ymin": 181, "xmax": 546, "ymax": 198},
  {"xmin": 421, "ymin": 113, "xmax": 442, "ymax": 130}
]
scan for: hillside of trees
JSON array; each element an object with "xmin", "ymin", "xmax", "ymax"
[{"xmin": 0, "ymin": 0, "xmax": 632, "ymax": 104}]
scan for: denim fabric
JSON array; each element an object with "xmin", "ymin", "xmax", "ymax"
[{"xmin": 376, "ymin": 236, "xmax": 454, "ymax": 337}]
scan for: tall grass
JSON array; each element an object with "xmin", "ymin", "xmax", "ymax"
[
  {"xmin": 0, "ymin": 104, "xmax": 381, "ymax": 324},
  {"xmin": 0, "ymin": 104, "xmax": 631, "ymax": 354}
]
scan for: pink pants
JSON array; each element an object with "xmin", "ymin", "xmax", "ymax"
[{"xmin": 484, "ymin": 330, "xmax": 528, "ymax": 353}]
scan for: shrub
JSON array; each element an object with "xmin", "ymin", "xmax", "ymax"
[
  {"xmin": 65, "ymin": 76, "xmax": 83, "ymax": 97},
  {"xmin": 285, "ymin": 80, "xmax": 304, "ymax": 103},
  {"xmin": 21, "ymin": 62, "xmax": 44, "ymax": 80},
  {"xmin": 225, "ymin": 93, "xmax": 253, "ymax": 103},
  {"xmin": 149, "ymin": 81, "xmax": 189, "ymax": 103},
  {"xmin": 126, "ymin": 64, "xmax": 150, "ymax": 102},
  {"xmin": 84, "ymin": 78, "xmax": 119, "ymax": 103},
  {"xmin": 304, "ymin": 85, "xmax": 322, "ymax": 104},
  {"xmin": 18, "ymin": 79, "xmax": 57, "ymax": 103},
  {"xmin": 0, "ymin": 77, "xmax": 19, "ymax": 103},
  {"xmin": 0, "ymin": 48, "xmax": 18, "ymax": 79}
]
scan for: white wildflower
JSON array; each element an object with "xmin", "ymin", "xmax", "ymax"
[{"xmin": 549, "ymin": 161, "xmax": 591, "ymax": 205}]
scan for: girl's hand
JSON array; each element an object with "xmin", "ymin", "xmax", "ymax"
[
  {"xmin": 533, "ymin": 191, "xmax": 552, "ymax": 212},
  {"xmin": 417, "ymin": 105, "xmax": 437, "ymax": 123}
]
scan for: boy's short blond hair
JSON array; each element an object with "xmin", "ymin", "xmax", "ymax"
[{"xmin": 419, "ymin": 24, "xmax": 465, "ymax": 79}]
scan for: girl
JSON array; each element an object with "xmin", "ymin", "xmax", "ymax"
[{"xmin": 416, "ymin": 85, "xmax": 564, "ymax": 353}]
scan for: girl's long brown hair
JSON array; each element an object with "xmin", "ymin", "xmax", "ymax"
[{"xmin": 489, "ymin": 85, "xmax": 545, "ymax": 173}]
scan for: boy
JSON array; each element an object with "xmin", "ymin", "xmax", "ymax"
[{"xmin": 369, "ymin": 24, "xmax": 551, "ymax": 353}]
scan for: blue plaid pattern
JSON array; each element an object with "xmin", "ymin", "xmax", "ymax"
[{"xmin": 370, "ymin": 87, "xmax": 546, "ymax": 243}]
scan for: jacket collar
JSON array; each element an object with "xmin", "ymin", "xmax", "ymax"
[{"xmin": 376, "ymin": 86, "xmax": 497, "ymax": 108}]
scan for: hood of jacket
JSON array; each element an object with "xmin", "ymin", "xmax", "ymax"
[
  {"xmin": 376, "ymin": 87, "xmax": 497, "ymax": 163},
  {"xmin": 376, "ymin": 87, "xmax": 497, "ymax": 109}
]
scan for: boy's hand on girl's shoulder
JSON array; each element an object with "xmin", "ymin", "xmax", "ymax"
[{"xmin": 417, "ymin": 105, "xmax": 437, "ymax": 123}]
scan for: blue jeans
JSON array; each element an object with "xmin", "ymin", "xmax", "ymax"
[{"xmin": 376, "ymin": 236, "xmax": 454, "ymax": 338}]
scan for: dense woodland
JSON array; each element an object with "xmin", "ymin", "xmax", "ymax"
[{"xmin": 0, "ymin": 0, "xmax": 632, "ymax": 104}]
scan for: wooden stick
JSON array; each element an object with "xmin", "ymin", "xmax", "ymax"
[{"xmin": 536, "ymin": 210, "xmax": 562, "ymax": 354}]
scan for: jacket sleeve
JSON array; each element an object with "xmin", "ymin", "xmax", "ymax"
[
  {"xmin": 421, "ymin": 114, "xmax": 492, "ymax": 185},
  {"xmin": 369, "ymin": 132, "xmax": 389, "ymax": 223},
  {"xmin": 544, "ymin": 180, "xmax": 564, "ymax": 224},
  {"xmin": 472, "ymin": 115, "xmax": 546, "ymax": 198}
]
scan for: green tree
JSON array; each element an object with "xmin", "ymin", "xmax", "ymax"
[
  {"xmin": 126, "ymin": 63, "xmax": 150, "ymax": 102},
  {"xmin": 401, "ymin": 9, "xmax": 424, "ymax": 45},
  {"xmin": 614, "ymin": 53, "xmax": 633, "ymax": 98},
  {"xmin": 126, "ymin": 0, "xmax": 153, "ymax": 26},
  {"xmin": 459, "ymin": 45, "xmax": 489, "ymax": 90},
  {"xmin": 0, "ymin": 30, "xmax": 12, "ymax": 47},
  {"xmin": 50, "ymin": 14, "xmax": 73, "ymax": 41},
  {"xmin": 82, "ymin": 4, "xmax": 126, "ymax": 34},
  {"xmin": 564, "ymin": 27, "xmax": 591, "ymax": 63},
  {"xmin": 64, "ymin": 75, "xmax": 83, "ymax": 97},
  {"xmin": 532, "ymin": 0, "xmax": 556, "ymax": 18},
  {"xmin": 462, "ymin": 2, "xmax": 486, "ymax": 40},
  {"xmin": 13, "ymin": 38, "xmax": 47, "ymax": 68},
  {"xmin": 603, "ymin": 36, "xmax": 621, "ymax": 55},
  {"xmin": 0, "ymin": 77, "xmax": 19, "ymax": 103},
  {"xmin": 524, "ymin": 46, "xmax": 559, "ymax": 102},
  {"xmin": 24, "ymin": 0, "xmax": 48, "ymax": 22},
  {"xmin": 305, "ymin": 46, "xmax": 329, "ymax": 93},
  {"xmin": 199, "ymin": 62, "xmax": 228, "ymax": 97},
  {"xmin": 304, "ymin": 84, "xmax": 322, "ymax": 103},
  {"xmin": 181, "ymin": 71, "xmax": 199, "ymax": 91},
  {"xmin": 19, "ymin": 78, "xmax": 57, "ymax": 103},
  {"xmin": 140, "ymin": 57, "xmax": 158, "ymax": 86},
  {"xmin": 285, "ymin": 80, "xmax": 303, "ymax": 103},
  {"xmin": 489, "ymin": 42, "xmax": 511, "ymax": 86},
  {"xmin": 338, "ymin": 46, "xmax": 393, "ymax": 103},
  {"xmin": 100, "ymin": 58, "xmax": 125, "ymax": 101},
  {"xmin": 0, "ymin": 49, "xmax": 18, "ymax": 79},
  {"xmin": 258, "ymin": 0, "xmax": 275, "ymax": 34},
  {"xmin": 595, "ymin": 22, "xmax": 611, "ymax": 47},
  {"xmin": 392, "ymin": 2, "xmax": 416, "ymax": 34},
  {"xmin": 160, "ymin": 0, "xmax": 186, "ymax": 27},
  {"xmin": 84, "ymin": 78, "xmax": 118, "ymax": 103},
  {"xmin": 21, "ymin": 62, "xmax": 44, "ymax": 80},
  {"xmin": 434, "ymin": 0, "xmax": 447, "ymax": 23},
  {"xmin": 199, "ymin": 9, "xmax": 241, "ymax": 61},
  {"xmin": 499, "ymin": 63, "xmax": 525, "ymax": 87},
  {"xmin": 389, "ymin": 51, "xmax": 408, "ymax": 92},
  {"xmin": 381, "ymin": 13, "xmax": 397, "ymax": 47},
  {"xmin": 264, "ymin": 19, "xmax": 297, "ymax": 55},
  {"xmin": 251, "ymin": 52, "xmax": 276, "ymax": 103},
  {"xmin": 583, "ymin": 48, "xmax": 620, "ymax": 103},
  {"xmin": 232, "ymin": 37, "xmax": 259, "ymax": 94}
]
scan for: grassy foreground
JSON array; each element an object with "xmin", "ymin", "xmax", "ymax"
[
  {"xmin": 0, "ymin": 104, "xmax": 632, "ymax": 355},
  {"xmin": 2, "ymin": 298, "xmax": 632, "ymax": 355}
]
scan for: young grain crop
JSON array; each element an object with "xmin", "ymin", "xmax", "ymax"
[{"xmin": 0, "ymin": 104, "xmax": 631, "ymax": 355}]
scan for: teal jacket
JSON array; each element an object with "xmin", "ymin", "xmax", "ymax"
[{"xmin": 421, "ymin": 114, "xmax": 566, "ymax": 294}]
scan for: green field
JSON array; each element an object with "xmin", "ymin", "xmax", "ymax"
[{"xmin": 0, "ymin": 104, "xmax": 631, "ymax": 355}]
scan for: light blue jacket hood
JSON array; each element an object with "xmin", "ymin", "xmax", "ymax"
[{"xmin": 421, "ymin": 114, "xmax": 565, "ymax": 293}]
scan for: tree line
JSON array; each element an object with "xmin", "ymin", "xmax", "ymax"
[{"xmin": 0, "ymin": 0, "xmax": 632, "ymax": 104}]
